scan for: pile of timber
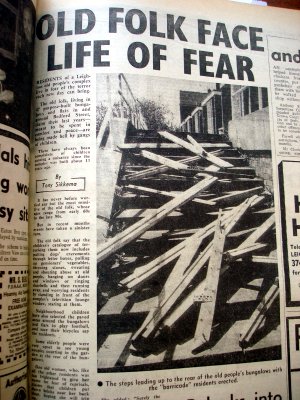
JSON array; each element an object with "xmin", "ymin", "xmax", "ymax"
[{"xmin": 97, "ymin": 130, "xmax": 279, "ymax": 370}]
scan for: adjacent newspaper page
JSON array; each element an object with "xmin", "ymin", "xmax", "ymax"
[
  {"xmin": 0, "ymin": 0, "xmax": 35, "ymax": 398},
  {"xmin": 30, "ymin": 0, "xmax": 300, "ymax": 399}
]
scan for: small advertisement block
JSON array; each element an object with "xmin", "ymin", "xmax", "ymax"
[
  {"xmin": 287, "ymin": 317, "xmax": 300, "ymax": 400},
  {"xmin": 278, "ymin": 161, "xmax": 300, "ymax": 306}
]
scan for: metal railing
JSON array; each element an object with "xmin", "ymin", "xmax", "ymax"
[{"xmin": 96, "ymin": 74, "xmax": 147, "ymax": 148}]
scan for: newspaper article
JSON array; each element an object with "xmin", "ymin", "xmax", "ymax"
[{"xmin": 28, "ymin": 0, "xmax": 300, "ymax": 399}]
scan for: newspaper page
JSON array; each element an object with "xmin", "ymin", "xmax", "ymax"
[
  {"xmin": 30, "ymin": 0, "xmax": 300, "ymax": 399},
  {"xmin": 0, "ymin": 0, "xmax": 36, "ymax": 398}
]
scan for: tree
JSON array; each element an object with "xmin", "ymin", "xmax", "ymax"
[
  {"xmin": 138, "ymin": 98, "xmax": 176, "ymax": 131},
  {"xmin": 96, "ymin": 103, "xmax": 107, "ymax": 133}
]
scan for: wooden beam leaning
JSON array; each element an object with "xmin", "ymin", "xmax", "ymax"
[
  {"xmin": 164, "ymin": 234, "xmax": 261, "ymax": 329},
  {"xmin": 157, "ymin": 132, "xmax": 230, "ymax": 175},
  {"xmin": 118, "ymin": 143, "xmax": 231, "ymax": 150},
  {"xmin": 125, "ymin": 164, "xmax": 169, "ymax": 181},
  {"xmin": 121, "ymin": 244, "xmax": 182, "ymax": 290},
  {"xmin": 157, "ymin": 203, "xmax": 247, "ymax": 304},
  {"xmin": 210, "ymin": 187, "xmax": 264, "ymax": 206},
  {"xmin": 195, "ymin": 169, "xmax": 256, "ymax": 180},
  {"xmin": 131, "ymin": 196, "xmax": 259, "ymax": 346},
  {"xmin": 158, "ymin": 227, "xmax": 209, "ymax": 304},
  {"xmin": 228, "ymin": 228, "xmax": 256, "ymax": 238},
  {"xmin": 225, "ymin": 214, "xmax": 275, "ymax": 262},
  {"xmin": 140, "ymin": 150, "xmax": 189, "ymax": 171},
  {"xmin": 190, "ymin": 199, "xmax": 264, "ymax": 348},
  {"xmin": 163, "ymin": 280, "xmax": 206, "ymax": 329},
  {"xmin": 122, "ymin": 200, "xmax": 249, "ymax": 291},
  {"xmin": 170, "ymin": 198, "xmax": 263, "ymax": 343},
  {"xmin": 224, "ymin": 195, "xmax": 262, "ymax": 234},
  {"xmin": 187, "ymin": 135, "xmax": 233, "ymax": 168},
  {"xmin": 239, "ymin": 278, "xmax": 279, "ymax": 348},
  {"xmin": 193, "ymin": 216, "xmax": 226, "ymax": 350},
  {"xmin": 125, "ymin": 184, "xmax": 215, "ymax": 206},
  {"xmin": 97, "ymin": 176, "xmax": 217, "ymax": 263},
  {"xmin": 124, "ymin": 154, "xmax": 200, "ymax": 181},
  {"xmin": 116, "ymin": 209, "xmax": 183, "ymax": 219},
  {"xmin": 159, "ymin": 130, "xmax": 203, "ymax": 156},
  {"xmin": 159, "ymin": 131, "xmax": 231, "ymax": 169},
  {"xmin": 225, "ymin": 202, "xmax": 275, "ymax": 262},
  {"xmin": 122, "ymin": 216, "xmax": 222, "ymax": 291},
  {"xmin": 237, "ymin": 214, "xmax": 275, "ymax": 248},
  {"xmin": 252, "ymin": 255, "xmax": 277, "ymax": 264},
  {"xmin": 131, "ymin": 241, "xmax": 214, "ymax": 346},
  {"xmin": 226, "ymin": 243, "xmax": 268, "ymax": 261}
]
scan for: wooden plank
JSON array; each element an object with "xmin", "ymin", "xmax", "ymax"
[
  {"xmin": 236, "ymin": 178, "xmax": 263, "ymax": 183},
  {"xmin": 139, "ymin": 230, "xmax": 169, "ymax": 240},
  {"xmin": 211, "ymin": 187, "xmax": 264, "ymax": 205},
  {"xmin": 97, "ymin": 333, "xmax": 132, "ymax": 368},
  {"xmin": 125, "ymin": 184, "xmax": 183, "ymax": 198},
  {"xmin": 125, "ymin": 184, "xmax": 215, "ymax": 206},
  {"xmin": 228, "ymin": 228, "xmax": 256, "ymax": 238},
  {"xmin": 226, "ymin": 211, "xmax": 275, "ymax": 261},
  {"xmin": 239, "ymin": 279, "xmax": 279, "ymax": 348},
  {"xmin": 96, "ymin": 106, "xmax": 111, "ymax": 148},
  {"xmin": 156, "ymin": 132, "xmax": 231, "ymax": 170},
  {"xmin": 121, "ymin": 242, "xmax": 183, "ymax": 290},
  {"xmin": 254, "ymin": 208, "xmax": 275, "ymax": 214},
  {"xmin": 210, "ymin": 150, "xmax": 224, "ymax": 156},
  {"xmin": 238, "ymin": 214, "xmax": 275, "ymax": 248},
  {"xmin": 123, "ymin": 214, "xmax": 225, "ymax": 290},
  {"xmin": 124, "ymin": 155, "xmax": 200, "ymax": 181},
  {"xmin": 98, "ymin": 293, "xmax": 129, "ymax": 315},
  {"xmin": 221, "ymin": 156, "xmax": 246, "ymax": 162},
  {"xmin": 170, "ymin": 228, "xmax": 199, "ymax": 236},
  {"xmin": 165, "ymin": 267, "xmax": 234, "ymax": 330},
  {"xmin": 187, "ymin": 135, "xmax": 233, "ymax": 168},
  {"xmin": 164, "ymin": 263, "xmax": 230, "ymax": 329},
  {"xmin": 225, "ymin": 243, "xmax": 267, "ymax": 261},
  {"xmin": 140, "ymin": 150, "xmax": 189, "ymax": 170},
  {"xmin": 163, "ymin": 281, "xmax": 206, "ymax": 328},
  {"xmin": 122, "ymin": 200, "xmax": 250, "ymax": 291},
  {"xmin": 124, "ymin": 195, "xmax": 261, "ymax": 292},
  {"xmin": 164, "ymin": 199, "xmax": 267, "ymax": 334},
  {"xmin": 204, "ymin": 165, "xmax": 220, "ymax": 172},
  {"xmin": 228, "ymin": 167, "xmax": 256, "ymax": 174},
  {"xmin": 159, "ymin": 226, "xmax": 208, "ymax": 303},
  {"xmin": 97, "ymin": 176, "xmax": 217, "ymax": 263},
  {"xmin": 131, "ymin": 241, "xmax": 213, "ymax": 345},
  {"xmin": 158, "ymin": 173, "xmax": 199, "ymax": 182},
  {"xmin": 96, "ymin": 85, "xmax": 122, "ymax": 148},
  {"xmin": 129, "ymin": 296, "xmax": 159, "ymax": 313},
  {"xmin": 195, "ymin": 169, "xmax": 256, "ymax": 180},
  {"xmin": 193, "ymin": 218, "xmax": 226, "ymax": 349},
  {"xmin": 224, "ymin": 195, "xmax": 261, "ymax": 234},
  {"xmin": 125, "ymin": 164, "xmax": 169, "ymax": 181},
  {"xmin": 158, "ymin": 201, "xmax": 249, "ymax": 303},
  {"xmin": 252, "ymin": 255, "xmax": 278, "ymax": 264},
  {"xmin": 116, "ymin": 209, "xmax": 183, "ymax": 219},
  {"xmin": 132, "ymin": 196, "xmax": 258, "ymax": 344},
  {"xmin": 118, "ymin": 143, "xmax": 231, "ymax": 150},
  {"xmin": 159, "ymin": 130, "xmax": 202, "ymax": 155}
]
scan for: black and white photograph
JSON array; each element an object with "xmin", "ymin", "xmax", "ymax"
[
  {"xmin": 96, "ymin": 74, "xmax": 280, "ymax": 372},
  {"xmin": 0, "ymin": 0, "xmax": 35, "ymax": 137}
]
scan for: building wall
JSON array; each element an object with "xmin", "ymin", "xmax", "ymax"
[
  {"xmin": 228, "ymin": 108, "xmax": 271, "ymax": 151},
  {"xmin": 245, "ymin": 151, "xmax": 274, "ymax": 193}
]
